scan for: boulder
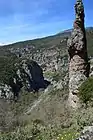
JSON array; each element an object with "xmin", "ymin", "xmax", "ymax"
[{"xmin": 75, "ymin": 126, "xmax": 93, "ymax": 140}]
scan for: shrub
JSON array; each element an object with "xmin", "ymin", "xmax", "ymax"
[
  {"xmin": 0, "ymin": 55, "xmax": 18, "ymax": 85},
  {"xmin": 56, "ymin": 130, "xmax": 79, "ymax": 140},
  {"xmin": 78, "ymin": 77, "xmax": 93, "ymax": 103}
]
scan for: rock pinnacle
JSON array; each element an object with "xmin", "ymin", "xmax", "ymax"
[{"xmin": 67, "ymin": 0, "xmax": 90, "ymax": 108}]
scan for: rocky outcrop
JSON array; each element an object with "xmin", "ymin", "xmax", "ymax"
[
  {"xmin": 67, "ymin": 0, "xmax": 90, "ymax": 108},
  {"xmin": 89, "ymin": 58, "xmax": 93, "ymax": 77},
  {"xmin": 0, "ymin": 84, "xmax": 13, "ymax": 99},
  {"xmin": 75, "ymin": 126, "xmax": 93, "ymax": 140},
  {"xmin": 0, "ymin": 60, "xmax": 50, "ymax": 99}
]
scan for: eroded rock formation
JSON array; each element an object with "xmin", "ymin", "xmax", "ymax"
[
  {"xmin": 67, "ymin": 0, "xmax": 90, "ymax": 107},
  {"xmin": 0, "ymin": 60, "xmax": 50, "ymax": 100}
]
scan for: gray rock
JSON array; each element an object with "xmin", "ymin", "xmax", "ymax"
[
  {"xmin": 89, "ymin": 58, "xmax": 93, "ymax": 77},
  {"xmin": 0, "ymin": 84, "xmax": 13, "ymax": 99},
  {"xmin": 75, "ymin": 126, "xmax": 93, "ymax": 140}
]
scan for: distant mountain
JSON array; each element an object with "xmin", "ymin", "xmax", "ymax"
[
  {"xmin": 0, "ymin": 26, "xmax": 93, "ymax": 56},
  {"xmin": 57, "ymin": 28, "xmax": 73, "ymax": 35},
  {"xmin": 0, "ymin": 43, "xmax": 7, "ymax": 46},
  {"xmin": 86, "ymin": 27, "xmax": 93, "ymax": 31}
]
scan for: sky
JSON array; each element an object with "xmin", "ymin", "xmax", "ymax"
[{"xmin": 0, "ymin": 0, "xmax": 93, "ymax": 44}]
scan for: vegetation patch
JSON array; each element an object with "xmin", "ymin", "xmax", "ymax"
[
  {"xmin": 0, "ymin": 124, "xmax": 80, "ymax": 140},
  {"xmin": 0, "ymin": 55, "xmax": 19, "ymax": 85},
  {"xmin": 78, "ymin": 77, "xmax": 93, "ymax": 104},
  {"xmin": 56, "ymin": 130, "xmax": 79, "ymax": 140}
]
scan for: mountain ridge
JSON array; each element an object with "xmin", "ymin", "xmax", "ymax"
[{"xmin": 1, "ymin": 26, "xmax": 93, "ymax": 48}]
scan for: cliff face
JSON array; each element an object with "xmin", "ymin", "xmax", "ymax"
[
  {"xmin": 0, "ymin": 60, "xmax": 50, "ymax": 100},
  {"xmin": 67, "ymin": 0, "xmax": 90, "ymax": 108}
]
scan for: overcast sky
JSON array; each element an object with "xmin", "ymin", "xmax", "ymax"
[{"xmin": 0, "ymin": 0, "xmax": 93, "ymax": 44}]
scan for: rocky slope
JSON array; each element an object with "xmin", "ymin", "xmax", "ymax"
[
  {"xmin": 0, "ymin": 24, "xmax": 93, "ymax": 139},
  {"xmin": 0, "ymin": 59, "xmax": 50, "ymax": 99}
]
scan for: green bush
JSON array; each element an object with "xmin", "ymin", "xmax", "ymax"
[
  {"xmin": 0, "ymin": 125, "xmax": 80, "ymax": 140},
  {"xmin": 0, "ymin": 56, "xmax": 18, "ymax": 85},
  {"xmin": 78, "ymin": 77, "xmax": 93, "ymax": 103},
  {"xmin": 56, "ymin": 130, "xmax": 79, "ymax": 140}
]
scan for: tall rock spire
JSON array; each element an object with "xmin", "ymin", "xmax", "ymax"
[
  {"xmin": 67, "ymin": 0, "xmax": 90, "ymax": 108},
  {"xmin": 75, "ymin": 0, "xmax": 84, "ymax": 22}
]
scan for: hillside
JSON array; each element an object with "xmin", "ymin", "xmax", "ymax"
[
  {"xmin": 0, "ymin": 27, "xmax": 93, "ymax": 58},
  {"xmin": 0, "ymin": 27, "xmax": 93, "ymax": 140}
]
